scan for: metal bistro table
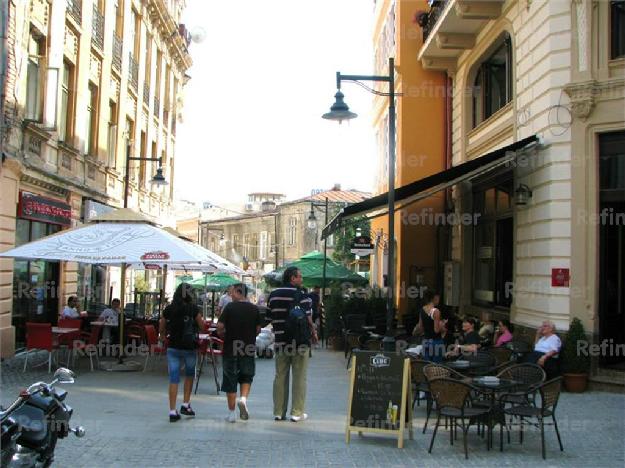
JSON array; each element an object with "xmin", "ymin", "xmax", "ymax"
[
  {"xmin": 470, "ymin": 377, "xmax": 521, "ymax": 450},
  {"xmin": 446, "ymin": 360, "xmax": 492, "ymax": 376},
  {"xmin": 194, "ymin": 330, "xmax": 220, "ymax": 394}
]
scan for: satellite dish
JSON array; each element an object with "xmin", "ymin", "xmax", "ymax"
[{"xmin": 190, "ymin": 26, "xmax": 206, "ymax": 44}]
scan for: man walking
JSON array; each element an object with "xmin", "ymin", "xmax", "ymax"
[
  {"xmin": 268, "ymin": 267, "xmax": 318, "ymax": 422},
  {"xmin": 217, "ymin": 283, "xmax": 261, "ymax": 423},
  {"xmin": 216, "ymin": 286, "xmax": 233, "ymax": 318}
]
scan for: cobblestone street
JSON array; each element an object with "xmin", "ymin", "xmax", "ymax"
[{"xmin": 2, "ymin": 349, "xmax": 624, "ymax": 467}]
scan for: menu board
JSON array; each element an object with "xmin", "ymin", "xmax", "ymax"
[{"xmin": 346, "ymin": 351, "xmax": 413, "ymax": 448}]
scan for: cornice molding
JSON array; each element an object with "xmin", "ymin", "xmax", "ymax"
[{"xmin": 564, "ymin": 78, "xmax": 625, "ymax": 120}]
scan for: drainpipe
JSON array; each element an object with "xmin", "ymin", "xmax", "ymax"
[
  {"xmin": 438, "ymin": 73, "xmax": 453, "ymax": 292},
  {"xmin": 0, "ymin": 0, "xmax": 9, "ymax": 153}
]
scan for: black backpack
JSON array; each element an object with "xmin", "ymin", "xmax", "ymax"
[{"xmin": 284, "ymin": 290, "xmax": 311, "ymax": 347}]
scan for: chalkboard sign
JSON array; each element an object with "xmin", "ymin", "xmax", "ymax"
[{"xmin": 345, "ymin": 351, "xmax": 413, "ymax": 448}]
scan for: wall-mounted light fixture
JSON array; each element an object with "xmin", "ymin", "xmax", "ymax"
[{"xmin": 514, "ymin": 184, "xmax": 533, "ymax": 206}]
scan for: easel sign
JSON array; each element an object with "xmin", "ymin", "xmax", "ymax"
[{"xmin": 346, "ymin": 351, "xmax": 413, "ymax": 448}]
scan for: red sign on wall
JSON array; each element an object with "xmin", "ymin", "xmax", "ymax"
[
  {"xmin": 551, "ymin": 268, "xmax": 570, "ymax": 287},
  {"xmin": 18, "ymin": 192, "xmax": 72, "ymax": 226}
]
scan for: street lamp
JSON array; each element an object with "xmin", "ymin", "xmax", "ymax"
[
  {"xmin": 306, "ymin": 198, "xmax": 329, "ymax": 346},
  {"xmin": 323, "ymin": 57, "xmax": 397, "ymax": 352}
]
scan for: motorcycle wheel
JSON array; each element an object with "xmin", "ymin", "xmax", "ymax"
[{"xmin": 40, "ymin": 431, "xmax": 58, "ymax": 468}]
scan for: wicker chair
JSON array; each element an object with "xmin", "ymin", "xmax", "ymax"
[
  {"xmin": 490, "ymin": 346, "xmax": 513, "ymax": 366},
  {"xmin": 428, "ymin": 378, "xmax": 491, "ymax": 459},
  {"xmin": 421, "ymin": 364, "xmax": 470, "ymax": 433},
  {"xmin": 500, "ymin": 377, "xmax": 564, "ymax": 459},
  {"xmin": 410, "ymin": 358, "xmax": 430, "ymax": 408},
  {"xmin": 497, "ymin": 363, "xmax": 546, "ymax": 405}
]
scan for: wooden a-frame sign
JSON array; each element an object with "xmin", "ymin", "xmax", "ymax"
[{"xmin": 345, "ymin": 351, "xmax": 413, "ymax": 448}]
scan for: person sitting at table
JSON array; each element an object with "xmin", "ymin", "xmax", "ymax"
[
  {"xmin": 98, "ymin": 299, "xmax": 121, "ymax": 343},
  {"xmin": 524, "ymin": 320, "xmax": 561, "ymax": 375},
  {"xmin": 448, "ymin": 317, "xmax": 481, "ymax": 357},
  {"xmin": 493, "ymin": 319, "xmax": 514, "ymax": 347},
  {"xmin": 61, "ymin": 296, "xmax": 80, "ymax": 318}
]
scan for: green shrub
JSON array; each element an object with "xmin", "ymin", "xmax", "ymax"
[{"xmin": 561, "ymin": 317, "xmax": 590, "ymax": 374}]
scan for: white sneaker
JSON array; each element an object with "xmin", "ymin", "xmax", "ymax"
[
  {"xmin": 225, "ymin": 412, "xmax": 236, "ymax": 423},
  {"xmin": 238, "ymin": 400, "xmax": 249, "ymax": 420},
  {"xmin": 290, "ymin": 413, "xmax": 308, "ymax": 422}
]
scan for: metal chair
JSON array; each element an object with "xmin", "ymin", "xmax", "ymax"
[{"xmin": 500, "ymin": 377, "xmax": 564, "ymax": 459}]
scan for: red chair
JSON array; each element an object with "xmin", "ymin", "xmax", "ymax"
[
  {"xmin": 69, "ymin": 325, "xmax": 102, "ymax": 371},
  {"xmin": 57, "ymin": 318, "xmax": 83, "ymax": 348},
  {"xmin": 143, "ymin": 325, "xmax": 166, "ymax": 371},
  {"xmin": 23, "ymin": 323, "xmax": 59, "ymax": 373}
]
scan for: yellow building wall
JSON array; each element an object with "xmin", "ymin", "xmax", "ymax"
[{"xmin": 372, "ymin": 1, "xmax": 446, "ymax": 317}]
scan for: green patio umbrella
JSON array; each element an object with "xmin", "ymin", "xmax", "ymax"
[
  {"xmin": 189, "ymin": 273, "xmax": 239, "ymax": 320},
  {"xmin": 263, "ymin": 251, "xmax": 368, "ymax": 288}
]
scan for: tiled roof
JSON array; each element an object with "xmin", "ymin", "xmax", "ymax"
[{"xmin": 284, "ymin": 189, "xmax": 371, "ymax": 206}]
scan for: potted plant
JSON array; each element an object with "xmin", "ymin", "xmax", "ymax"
[{"xmin": 561, "ymin": 317, "xmax": 591, "ymax": 392}]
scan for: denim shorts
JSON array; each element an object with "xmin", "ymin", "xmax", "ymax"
[
  {"xmin": 221, "ymin": 355, "xmax": 255, "ymax": 394},
  {"xmin": 167, "ymin": 348, "xmax": 197, "ymax": 384}
]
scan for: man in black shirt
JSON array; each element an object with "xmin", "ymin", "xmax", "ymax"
[{"xmin": 217, "ymin": 283, "xmax": 261, "ymax": 423}]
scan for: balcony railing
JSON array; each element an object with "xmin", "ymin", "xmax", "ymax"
[
  {"xmin": 143, "ymin": 83, "xmax": 150, "ymax": 106},
  {"xmin": 112, "ymin": 35, "xmax": 123, "ymax": 71},
  {"xmin": 129, "ymin": 53, "xmax": 139, "ymax": 90},
  {"xmin": 91, "ymin": 5, "xmax": 104, "ymax": 50},
  {"xmin": 66, "ymin": 0, "xmax": 82, "ymax": 25},
  {"xmin": 153, "ymin": 95, "xmax": 160, "ymax": 116},
  {"xmin": 422, "ymin": 0, "xmax": 450, "ymax": 42}
]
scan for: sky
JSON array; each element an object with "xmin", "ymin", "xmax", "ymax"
[{"xmin": 175, "ymin": 0, "xmax": 377, "ymax": 206}]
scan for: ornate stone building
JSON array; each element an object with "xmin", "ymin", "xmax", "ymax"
[{"xmin": 0, "ymin": 0, "xmax": 193, "ymax": 356}]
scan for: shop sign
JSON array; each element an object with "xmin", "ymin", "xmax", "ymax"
[
  {"xmin": 140, "ymin": 251, "xmax": 170, "ymax": 261},
  {"xmin": 551, "ymin": 268, "xmax": 570, "ymax": 287},
  {"xmin": 18, "ymin": 191, "xmax": 72, "ymax": 226},
  {"xmin": 350, "ymin": 236, "xmax": 374, "ymax": 256},
  {"xmin": 83, "ymin": 199, "xmax": 114, "ymax": 222}
]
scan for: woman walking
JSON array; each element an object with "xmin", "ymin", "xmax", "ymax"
[
  {"xmin": 413, "ymin": 290, "xmax": 446, "ymax": 362},
  {"xmin": 159, "ymin": 282, "xmax": 204, "ymax": 422}
]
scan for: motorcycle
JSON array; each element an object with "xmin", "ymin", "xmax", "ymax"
[{"xmin": 0, "ymin": 367, "xmax": 85, "ymax": 467}]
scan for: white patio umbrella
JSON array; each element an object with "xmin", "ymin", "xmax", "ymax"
[{"xmin": 0, "ymin": 208, "xmax": 238, "ymax": 370}]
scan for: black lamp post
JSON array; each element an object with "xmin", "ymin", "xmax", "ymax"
[
  {"xmin": 306, "ymin": 198, "xmax": 329, "ymax": 346},
  {"xmin": 323, "ymin": 57, "xmax": 397, "ymax": 351},
  {"xmin": 117, "ymin": 139, "xmax": 168, "ymax": 364}
]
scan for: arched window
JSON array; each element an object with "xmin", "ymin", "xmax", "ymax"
[{"xmin": 472, "ymin": 33, "xmax": 513, "ymax": 128}]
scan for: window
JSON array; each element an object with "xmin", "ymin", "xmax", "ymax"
[
  {"xmin": 114, "ymin": 0, "xmax": 124, "ymax": 37},
  {"xmin": 259, "ymin": 231, "xmax": 268, "ymax": 259},
  {"xmin": 612, "ymin": 1, "xmax": 625, "ymax": 59},
  {"xmin": 107, "ymin": 101, "xmax": 118, "ymax": 167},
  {"xmin": 144, "ymin": 33, "xmax": 152, "ymax": 86},
  {"xmin": 288, "ymin": 217, "xmax": 297, "ymax": 245},
  {"xmin": 251, "ymin": 233, "xmax": 258, "ymax": 260},
  {"xmin": 130, "ymin": 9, "xmax": 140, "ymax": 57},
  {"xmin": 85, "ymin": 83, "xmax": 99, "ymax": 155},
  {"xmin": 599, "ymin": 131, "xmax": 625, "ymax": 192},
  {"xmin": 472, "ymin": 33, "xmax": 512, "ymax": 128},
  {"xmin": 243, "ymin": 234, "xmax": 250, "ymax": 258},
  {"xmin": 233, "ymin": 234, "xmax": 240, "ymax": 253},
  {"xmin": 472, "ymin": 177, "xmax": 514, "ymax": 307},
  {"xmin": 124, "ymin": 118, "xmax": 134, "ymax": 177},
  {"xmin": 59, "ymin": 61, "xmax": 75, "ymax": 142},
  {"xmin": 26, "ymin": 32, "xmax": 44, "ymax": 120}
]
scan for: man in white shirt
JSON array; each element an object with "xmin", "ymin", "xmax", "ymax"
[
  {"xmin": 525, "ymin": 320, "xmax": 561, "ymax": 372},
  {"xmin": 217, "ymin": 286, "xmax": 233, "ymax": 317},
  {"xmin": 61, "ymin": 296, "xmax": 80, "ymax": 318},
  {"xmin": 98, "ymin": 299, "xmax": 121, "ymax": 343}
]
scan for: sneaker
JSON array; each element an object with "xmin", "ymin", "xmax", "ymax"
[
  {"xmin": 238, "ymin": 400, "xmax": 249, "ymax": 420},
  {"xmin": 290, "ymin": 413, "xmax": 308, "ymax": 422},
  {"xmin": 180, "ymin": 405, "xmax": 195, "ymax": 417},
  {"xmin": 169, "ymin": 412, "xmax": 181, "ymax": 423},
  {"xmin": 225, "ymin": 412, "xmax": 236, "ymax": 423},
  {"xmin": 273, "ymin": 415, "xmax": 286, "ymax": 421}
]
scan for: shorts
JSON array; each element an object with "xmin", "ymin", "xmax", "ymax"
[
  {"xmin": 221, "ymin": 355, "xmax": 255, "ymax": 393},
  {"xmin": 167, "ymin": 348, "xmax": 197, "ymax": 384}
]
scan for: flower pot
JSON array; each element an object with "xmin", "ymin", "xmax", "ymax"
[{"xmin": 563, "ymin": 373, "xmax": 588, "ymax": 393}]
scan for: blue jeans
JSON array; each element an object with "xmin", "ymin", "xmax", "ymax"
[
  {"xmin": 422, "ymin": 338, "xmax": 445, "ymax": 363},
  {"xmin": 167, "ymin": 348, "xmax": 197, "ymax": 384}
]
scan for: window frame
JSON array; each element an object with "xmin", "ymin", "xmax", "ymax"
[
  {"xmin": 26, "ymin": 31, "xmax": 45, "ymax": 121},
  {"xmin": 611, "ymin": 0, "xmax": 625, "ymax": 60}
]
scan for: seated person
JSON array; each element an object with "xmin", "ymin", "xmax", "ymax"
[
  {"xmin": 447, "ymin": 317, "xmax": 481, "ymax": 357},
  {"xmin": 98, "ymin": 298, "xmax": 121, "ymax": 343},
  {"xmin": 61, "ymin": 296, "xmax": 80, "ymax": 319},
  {"xmin": 524, "ymin": 320, "xmax": 561, "ymax": 370},
  {"xmin": 494, "ymin": 319, "xmax": 514, "ymax": 347}
]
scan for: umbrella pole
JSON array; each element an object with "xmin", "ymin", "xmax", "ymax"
[
  {"xmin": 211, "ymin": 291, "xmax": 216, "ymax": 321},
  {"xmin": 203, "ymin": 273, "xmax": 208, "ymax": 320},
  {"xmin": 119, "ymin": 262, "xmax": 127, "ymax": 363}
]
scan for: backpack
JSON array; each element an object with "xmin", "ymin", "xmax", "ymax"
[
  {"xmin": 284, "ymin": 290, "xmax": 311, "ymax": 347},
  {"xmin": 180, "ymin": 312, "xmax": 198, "ymax": 349}
]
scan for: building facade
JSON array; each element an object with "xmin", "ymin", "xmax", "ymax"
[
  {"xmin": 0, "ymin": 0, "xmax": 192, "ymax": 356},
  {"xmin": 414, "ymin": 0, "xmax": 624, "ymax": 370},
  {"xmin": 199, "ymin": 187, "xmax": 370, "ymax": 281},
  {"xmin": 369, "ymin": 0, "xmax": 447, "ymax": 316}
]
